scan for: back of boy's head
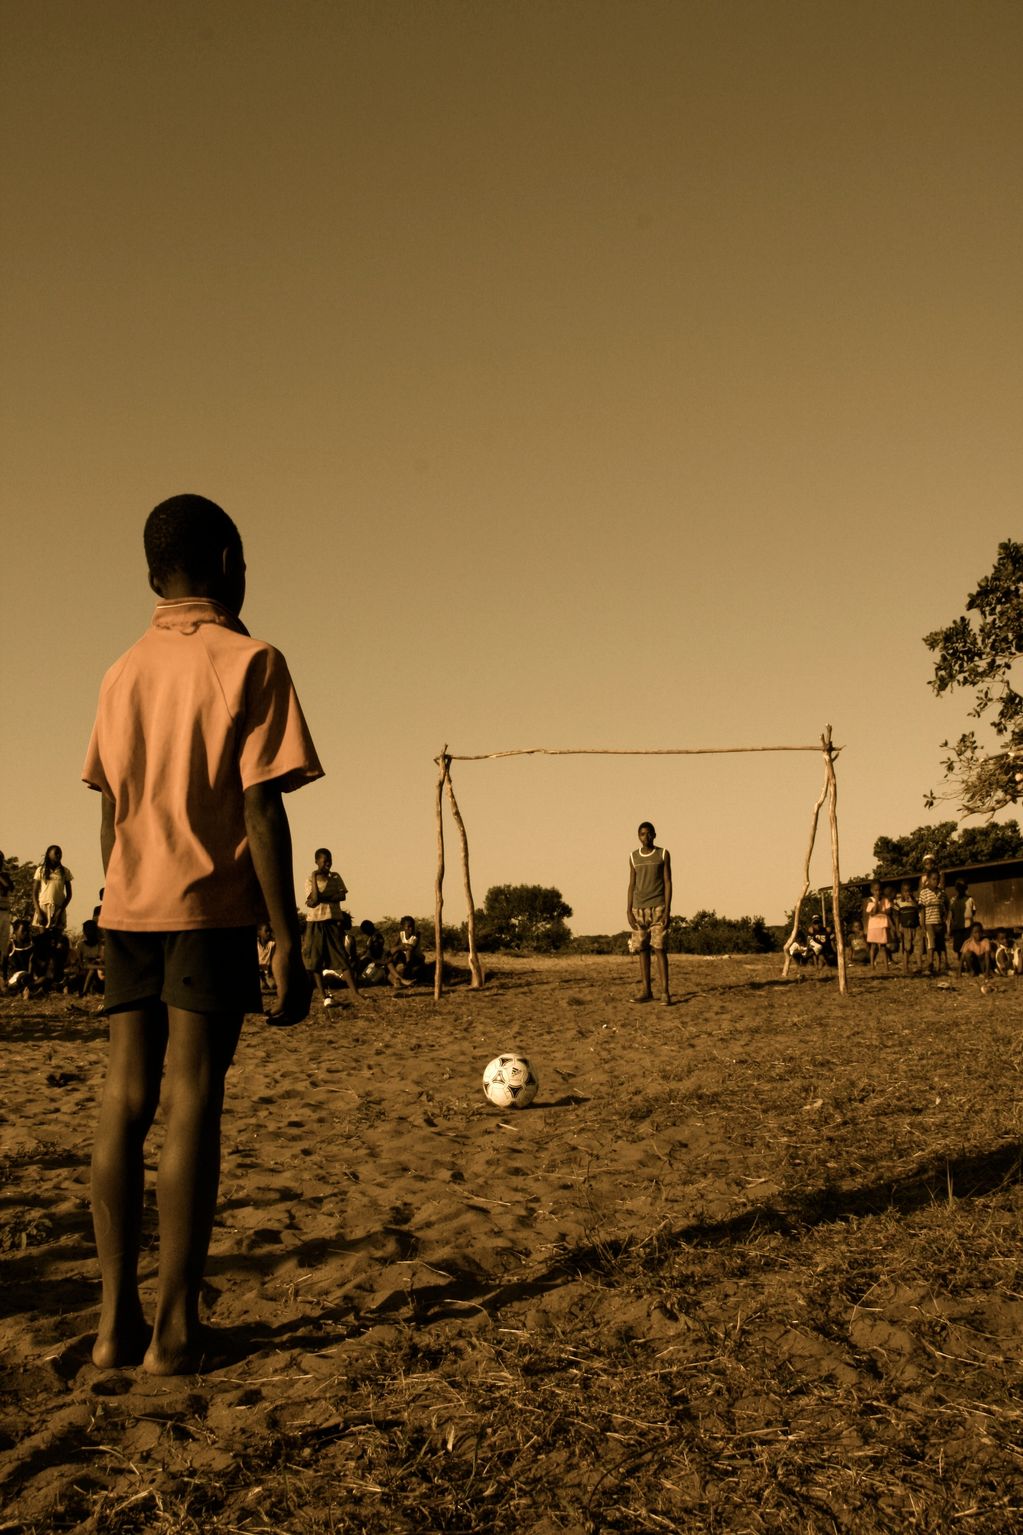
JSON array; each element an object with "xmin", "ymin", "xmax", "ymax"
[{"xmin": 145, "ymin": 494, "xmax": 241, "ymax": 586}]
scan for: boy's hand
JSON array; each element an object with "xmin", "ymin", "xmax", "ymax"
[{"xmin": 266, "ymin": 941, "xmax": 312, "ymax": 1027}]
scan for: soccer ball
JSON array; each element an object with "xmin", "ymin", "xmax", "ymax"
[{"xmin": 483, "ymin": 1054, "xmax": 539, "ymax": 1109}]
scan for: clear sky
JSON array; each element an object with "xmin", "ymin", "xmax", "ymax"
[{"xmin": 2, "ymin": 0, "xmax": 1021, "ymax": 936}]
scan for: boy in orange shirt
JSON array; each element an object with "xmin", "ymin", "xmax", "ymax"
[{"xmin": 83, "ymin": 494, "xmax": 321, "ymax": 1374}]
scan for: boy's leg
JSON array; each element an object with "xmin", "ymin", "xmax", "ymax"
[
  {"xmin": 145, "ymin": 1006, "xmax": 243, "ymax": 1376},
  {"xmin": 91, "ymin": 1004, "xmax": 168, "ymax": 1367},
  {"xmin": 655, "ymin": 948, "xmax": 671, "ymax": 1005},
  {"xmin": 630, "ymin": 913, "xmax": 654, "ymax": 1001},
  {"xmin": 338, "ymin": 955, "xmax": 361, "ymax": 999}
]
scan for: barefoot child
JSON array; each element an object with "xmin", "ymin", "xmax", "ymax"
[
  {"xmin": 627, "ymin": 821, "xmax": 672, "ymax": 1005},
  {"xmin": 82, "ymin": 494, "xmax": 321, "ymax": 1375}
]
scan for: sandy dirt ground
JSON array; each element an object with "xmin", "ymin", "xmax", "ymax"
[{"xmin": 3, "ymin": 954, "xmax": 1023, "ymax": 1533}]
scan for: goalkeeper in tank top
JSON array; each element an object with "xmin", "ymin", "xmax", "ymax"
[{"xmin": 627, "ymin": 822, "xmax": 672, "ymax": 1005}]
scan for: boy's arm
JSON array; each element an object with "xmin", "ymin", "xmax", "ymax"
[
  {"xmin": 662, "ymin": 851, "xmax": 672, "ymax": 923},
  {"xmin": 100, "ymin": 795, "xmax": 116, "ymax": 874},
  {"xmin": 243, "ymin": 782, "xmax": 312, "ymax": 1025},
  {"xmin": 626, "ymin": 862, "xmax": 637, "ymax": 927}
]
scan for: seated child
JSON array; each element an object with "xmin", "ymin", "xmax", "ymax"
[
  {"xmin": 786, "ymin": 931, "xmax": 808, "ymax": 966},
  {"xmin": 806, "ymin": 917, "xmax": 829, "ymax": 966},
  {"xmin": 848, "ymin": 920, "xmax": 869, "ymax": 964},
  {"xmin": 77, "ymin": 918, "xmax": 106, "ymax": 996},
  {"xmin": 392, "ymin": 915, "xmax": 425, "ymax": 985},
  {"xmin": 256, "ymin": 922, "xmax": 277, "ymax": 993},
  {"xmin": 959, "ymin": 923, "xmax": 992, "ymax": 977},
  {"xmin": 6, "ymin": 919, "xmax": 35, "ymax": 991},
  {"xmin": 357, "ymin": 920, "xmax": 389, "ymax": 986},
  {"xmin": 993, "ymin": 929, "xmax": 1013, "ymax": 976}
]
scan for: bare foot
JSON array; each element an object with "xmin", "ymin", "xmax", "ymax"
[
  {"xmin": 92, "ymin": 1311, "xmax": 150, "ymax": 1369},
  {"xmin": 143, "ymin": 1323, "xmax": 225, "ymax": 1377},
  {"xmin": 662, "ymin": 995, "xmax": 673, "ymax": 1007},
  {"xmin": 630, "ymin": 994, "xmax": 653, "ymax": 1004}
]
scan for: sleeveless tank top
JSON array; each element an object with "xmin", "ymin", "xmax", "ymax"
[{"xmin": 631, "ymin": 846, "xmax": 667, "ymax": 908}]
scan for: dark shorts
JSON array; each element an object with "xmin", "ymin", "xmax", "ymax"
[
  {"xmin": 303, "ymin": 919, "xmax": 347, "ymax": 973},
  {"xmin": 103, "ymin": 928, "xmax": 261, "ymax": 1016}
]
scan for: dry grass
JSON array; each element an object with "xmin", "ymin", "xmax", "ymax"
[{"xmin": 3, "ymin": 958, "xmax": 1023, "ymax": 1532}]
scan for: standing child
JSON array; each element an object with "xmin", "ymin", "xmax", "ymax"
[
  {"xmin": 864, "ymin": 881, "xmax": 893, "ymax": 971},
  {"xmin": 946, "ymin": 881, "xmax": 976, "ymax": 961},
  {"xmin": 893, "ymin": 881, "xmax": 921, "ymax": 975},
  {"xmin": 627, "ymin": 821, "xmax": 672, "ymax": 1005},
  {"xmin": 918, "ymin": 871, "xmax": 948, "ymax": 975},
  {"xmin": 33, "ymin": 845, "xmax": 73, "ymax": 932},
  {"xmin": 82, "ymin": 494, "xmax": 321, "ymax": 1374},
  {"xmin": 304, "ymin": 848, "xmax": 360, "ymax": 1006}
]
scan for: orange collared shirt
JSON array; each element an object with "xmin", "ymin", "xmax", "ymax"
[{"xmin": 82, "ymin": 599, "xmax": 323, "ymax": 931}]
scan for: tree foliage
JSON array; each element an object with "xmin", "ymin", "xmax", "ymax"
[
  {"xmin": 924, "ymin": 540, "xmax": 1023, "ymax": 813},
  {"xmin": 468, "ymin": 885, "xmax": 573, "ymax": 953},
  {"xmin": 2, "ymin": 857, "xmax": 37, "ymax": 922},
  {"xmin": 667, "ymin": 910, "xmax": 777, "ymax": 955},
  {"xmin": 872, "ymin": 820, "xmax": 1023, "ymax": 877}
]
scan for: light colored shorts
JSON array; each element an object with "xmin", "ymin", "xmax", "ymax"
[{"xmin": 629, "ymin": 906, "xmax": 667, "ymax": 953}]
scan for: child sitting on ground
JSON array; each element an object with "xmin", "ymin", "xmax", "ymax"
[
  {"xmin": 959, "ymin": 922, "xmax": 992, "ymax": 978},
  {"xmin": 993, "ymin": 930, "xmax": 1013, "ymax": 976},
  {"xmin": 847, "ymin": 919, "xmax": 869, "ymax": 964},
  {"xmin": 392, "ymin": 915, "xmax": 425, "ymax": 985},
  {"xmin": 79, "ymin": 918, "xmax": 106, "ymax": 996},
  {"xmin": 256, "ymin": 922, "xmax": 276, "ymax": 994},
  {"xmin": 6, "ymin": 919, "xmax": 35, "ymax": 992}
]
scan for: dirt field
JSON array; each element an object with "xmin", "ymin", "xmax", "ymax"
[{"xmin": 2, "ymin": 954, "xmax": 1023, "ymax": 1533}]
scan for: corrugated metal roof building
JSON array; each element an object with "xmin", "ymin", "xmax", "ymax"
[{"xmin": 858, "ymin": 857, "xmax": 1023, "ymax": 931}]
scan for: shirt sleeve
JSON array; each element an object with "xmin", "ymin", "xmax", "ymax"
[
  {"xmin": 239, "ymin": 645, "xmax": 325, "ymax": 793},
  {"xmin": 82, "ymin": 671, "xmax": 117, "ymax": 795}
]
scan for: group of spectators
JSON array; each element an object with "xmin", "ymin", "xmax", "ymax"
[
  {"xmin": 0, "ymin": 842, "xmax": 429, "ymax": 1008},
  {"xmin": 789, "ymin": 854, "xmax": 1022, "ymax": 979},
  {"xmin": 0, "ymin": 845, "xmax": 106, "ymax": 998}
]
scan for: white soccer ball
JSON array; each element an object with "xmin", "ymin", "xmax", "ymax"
[{"xmin": 482, "ymin": 1054, "xmax": 539, "ymax": 1109}]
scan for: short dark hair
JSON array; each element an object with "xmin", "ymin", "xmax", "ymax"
[
  {"xmin": 638, "ymin": 821, "xmax": 656, "ymax": 837},
  {"xmin": 144, "ymin": 494, "xmax": 242, "ymax": 586},
  {"xmin": 315, "ymin": 847, "xmax": 332, "ymax": 861}
]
